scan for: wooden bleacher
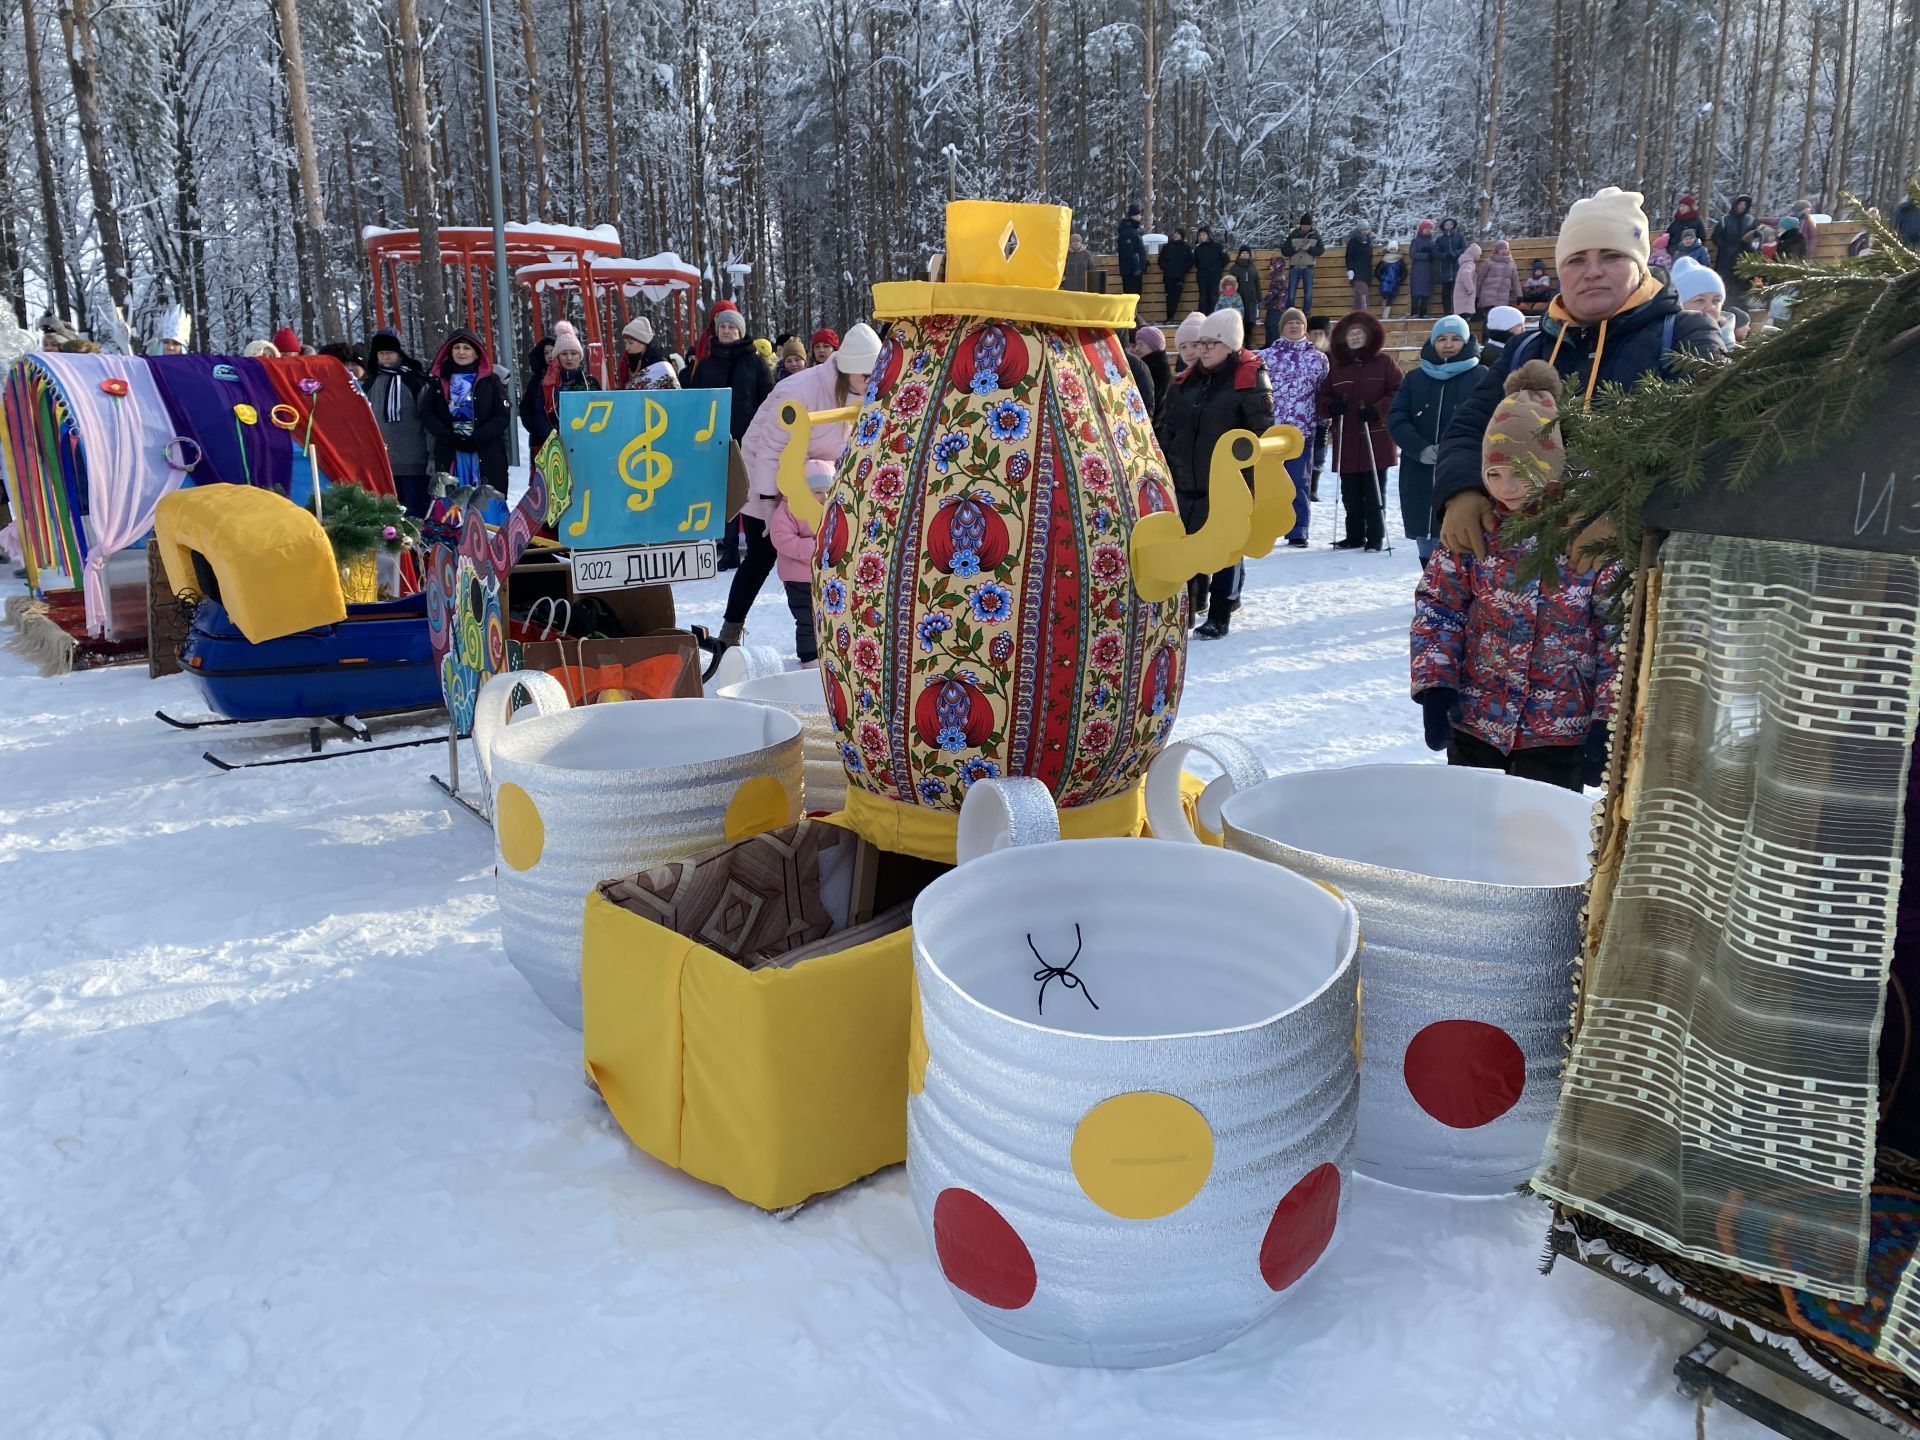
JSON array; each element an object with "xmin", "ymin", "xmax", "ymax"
[{"xmin": 1089, "ymin": 235, "xmax": 1561, "ymax": 370}]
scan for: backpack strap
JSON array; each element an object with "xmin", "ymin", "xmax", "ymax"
[{"xmin": 1655, "ymin": 313, "xmax": 1678, "ymax": 381}]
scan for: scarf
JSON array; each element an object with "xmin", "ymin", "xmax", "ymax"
[
  {"xmin": 379, "ymin": 366, "xmax": 406, "ymax": 424},
  {"xmin": 1420, "ymin": 354, "xmax": 1480, "ymax": 380},
  {"xmin": 448, "ymin": 372, "xmax": 479, "ymax": 485}
]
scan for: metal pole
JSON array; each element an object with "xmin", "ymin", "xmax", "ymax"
[{"xmin": 479, "ymin": 0, "xmax": 520, "ymax": 467}]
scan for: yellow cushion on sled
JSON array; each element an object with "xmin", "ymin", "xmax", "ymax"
[
  {"xmin": 154, "ymin": 486, "xmax": 346, "ymax": 644},
  {"xmin": 581, "ymin": 888, "xmax": 913, "ymax": 1212}
]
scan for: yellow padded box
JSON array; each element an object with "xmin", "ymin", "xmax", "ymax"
[
  {"xmin": 154, "ymin": 485, "xmax": 346, "ymax": 644},
  {"xmin": 581, "ymin": 821, "xmax": 918, "ymax": 1211}
]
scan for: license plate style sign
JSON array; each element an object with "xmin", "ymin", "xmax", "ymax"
[{"xmin": 569, "ymin": 541, "xmax": 718, "ymax": 592}]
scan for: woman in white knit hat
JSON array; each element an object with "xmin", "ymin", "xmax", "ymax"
[{"xmin": 1432, "ymin": 185, "xmax": 1728, "ymax": 560}]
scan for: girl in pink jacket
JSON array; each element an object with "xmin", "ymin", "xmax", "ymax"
[
  {"xmin": 767, "ymin": 460, "xmax": 834, "ymax": 665},
  {"xmin": 1452, "ymin": 242, "xmax": 1482, "ymax": 318}
]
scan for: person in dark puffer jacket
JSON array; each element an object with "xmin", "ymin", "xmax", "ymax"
[
  {"xmin": 1434, "ymin": 186, "xmax": 1726, "ymax": 560},
  {"xmin": 1388, "ymin": 315, "xmax": 1480, "ymax": 562},
  {"xmin": 1319, "ymin": 309, "xmax": 1401, "ymax": 552},
  {"xmin": 1159, "ymin": 306, "xmax": 1274, "ymax": 640}
]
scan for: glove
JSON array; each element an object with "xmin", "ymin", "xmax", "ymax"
[
  {"xmin": 1419, "ymin": 444, "xmax": 1439, "ymax": 465},
  {"xmin": 1325, "ymin": 397, "xmax": 1349, "ymax": 417},
  {"xmin": 453, "ymin": 419, "xmax": 475, "ymax": 438},
  {"xmin": 452, "ymin": 434, "xmax": 478, "ymax": 452},
  {"xmin": 1582, "ymin": 722, "xmax": 1611, "ymax": 788},
  {"xmin": 1358, "ymin": 405, "xmax": 1379, "ymax": 422},
  {"xmin": 1346, "ymin": 270, "xmax": 1355, "ymax": 281},
  {"xmin": 1439, "ymin": 490, "xmax": 1498, "ymax": 560},
  {"xmin": 1419, "ymin": 689, "xmax": 1457, "ymax": 753}
]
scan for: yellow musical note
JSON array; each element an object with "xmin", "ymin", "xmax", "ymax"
[
  {"xmin": 571, "ymin": 398, "xmax": 615, "ymax": 433},
  {"xmin": 620, "ymin": 397, "xmax": 673, "ymax": 511},
  {"xmin": 567, "ymin": 489, "xmax": 592, "ymax": 537},
  {"xmin": 693, "ymin": 399, "xmax": 718, "ymax": 443},
  {"xmin": 678, "ymin": 500, "xmax": 712, "ymax": 533}
]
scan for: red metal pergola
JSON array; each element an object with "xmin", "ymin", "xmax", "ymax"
[
  {"xmin": 363, "ymin": 222, "xmax": 624, "ymax": 367},
  {"xmin": 515, "ymin": 254, "xmax": 702, "ymax": 386}
]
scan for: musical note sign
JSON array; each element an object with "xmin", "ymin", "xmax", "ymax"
[{"xmin": 556, "ymin": 390, "xmax": 731, "ymax": 549}]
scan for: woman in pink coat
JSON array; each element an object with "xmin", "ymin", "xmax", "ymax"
[
  {"xmin": 1451, "ymin": 242, "xmax": 1482, "ymax": 319},
  {"xmin": 768, "ymin": 460, "xmax": 835, "ymax": 664},
  {"xmin": 1476, "ymin": 240, "xmax": 1521, "ymax": 314},
  {"xmin": 721, "ymin": 321, "xmax": 880, "ymax": 646}
]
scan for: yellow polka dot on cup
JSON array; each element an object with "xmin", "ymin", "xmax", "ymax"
[
  {"xmin": 494, "ymin": 782, "xmax": 545, "ymax": 871},
  {"xmin": 1071, "ymin": 1091, "xmax": 1214, "ymax": 1219},
  {"xmin": 724, "ymin": 774, "xmax": 791, "ymax": 841}
]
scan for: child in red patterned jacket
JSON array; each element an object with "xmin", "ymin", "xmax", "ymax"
[{"xmin": 1409, "ymin": 360, "xmax": 1620, "ymax": 791}]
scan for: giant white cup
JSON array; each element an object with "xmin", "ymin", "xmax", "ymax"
[
  {"xmin": 908, "ymin": 778, "xmax": 1360, "ymax": 1368},
  {"xmin": 471, "ymin": 674, "xmax": 803, "ymax": 1029},
  {"xmin": 718, "ymin": 668, "xmax": 845, "ymax": 813},
  {"xmin": 1147, "ymin": 739, "xmax": 1594, "ymax": 1196}
]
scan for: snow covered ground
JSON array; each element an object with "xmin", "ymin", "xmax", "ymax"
[{"xmin": 1, "ymin": 483, "xmax": 1888, "ymax": 1439}]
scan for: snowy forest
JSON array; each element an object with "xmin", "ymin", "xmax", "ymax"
[{"xmin": 6, "ymin": 0, "xmax": 1919, "ymax": 355}]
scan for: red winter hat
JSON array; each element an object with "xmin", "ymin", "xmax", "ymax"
[
  {"xmin": 810, "ymin": 327, "xmax": 839, "ymax": 349},
  {"xmin": 272, "ymin": 326, "xmax": 301, "ymax": 355}
]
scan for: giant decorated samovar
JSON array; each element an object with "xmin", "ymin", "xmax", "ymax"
[{"xmin": 777, "ymin": 201, "xmax": 1301, "ymax": 860}]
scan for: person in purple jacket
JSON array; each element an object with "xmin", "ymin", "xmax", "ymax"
[{"xmin": 1258, "ymin": 306, "xmax": 1327, "ymax": 547}]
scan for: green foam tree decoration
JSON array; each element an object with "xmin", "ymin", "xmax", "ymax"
[{"xmin": 320, "ymin": 483, "xmax": 420, "ymax": 564}]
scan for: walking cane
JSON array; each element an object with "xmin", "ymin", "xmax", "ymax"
[{"xmin": 1367, "ymin": 418, "xmax": 1394, "ymax": 556}]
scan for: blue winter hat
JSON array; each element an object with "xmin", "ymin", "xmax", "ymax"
[{"xmin": 1430, "ymin": 315, "xmax": 1471, "ymax": 343}]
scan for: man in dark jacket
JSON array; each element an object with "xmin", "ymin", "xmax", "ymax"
[
  {"xmin": 1432, "ymin": 218, "xmax": 1467, "ymax": 300},
  {"xmin": 1192, "ymin": 226, "xmax": 1228, "ymax": 314},
  {"xmin": 1896, "ymin": 195, "xmax": 1920, "ymax": 247},
  {"xmin": 364, "ymin": 327, "xmax": 433, "ymax": 516},
  {"xmin": 1117, "ymin": 204, "xmax": 1147, "ymax": 296},
  {"xmin": 1711, "ymin": 195, "xmax": 1758, "ymax": 295},
  {"xmin": 1158, "ymin": 306, "xmax": 1273, "ymax": 640},
  {"xmin": 1435, "ymin": 186, "xmax": 1727, "ymax": 559},
  {"xmin": 1158, "ymin": 228, "xmax": 1193, "ymax": 317},
  {"xmin": 1281, "ymin": 215, "xmax": 1325, "ymax": 312},
  {"xmin": 1344, "ymin": 222, "xmax": 1375, "ymax": 311}
]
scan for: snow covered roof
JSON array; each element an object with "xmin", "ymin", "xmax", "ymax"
[
  {"xmin": 513, "ymin": 254, "xmax": 702, "ymax": 295},
  {"xmin": 362, "ymin": 223, "xmax": 624, "ymax": 265}
]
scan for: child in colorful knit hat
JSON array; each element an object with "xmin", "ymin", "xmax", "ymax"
[{"xmin": 1408, "ymin": 360, "xmax": 1621, "ymax": 791}]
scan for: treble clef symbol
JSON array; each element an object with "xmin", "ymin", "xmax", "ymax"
[{"xmin": 619, "ymin": 397, "xmax": 673, "ymax": 512}]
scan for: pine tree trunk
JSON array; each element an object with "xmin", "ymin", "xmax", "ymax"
[
  {"xmin": 1033, "ymin": 0, "xmax": 1049, "ymax": 198},
  {"xmin": 1630, "ymin": 0, "xmax": 1658, "ymax": 190},
  {"xmin": 1547, "ymin": 0, "xmax": 1568, "ymax": 218},
  {"xmin": 1477, "ymin": 0, "xmax": 1509, "ymax": 229},
  {"xmin": 1700, "ymin": 0, "xmax": 1736, "ymax": 207},
  {"xmin": 1828, "ymin": 0, "xmax": 1863, "ymax": 203},
  {"xmin": 601, "ymin": 0, "xmax": 619, "ymax": 243},
  {"xmin": 1796, "ymin": 7, "xmax": 1824, "ymax": 205},
  {"xmin": 1739, "ymin": 0, "xmax": 1769, "ymax": 184},
  {"xmin": 1140, "ymin": 0, "xmax": 1156, "ymax": 227},
  {"xmin": 395, "ymin": 0, "xmax": 446, "ymax": 340},
  {"xmin": 271, "ymin": 0, "xmax": 334, "ymax": 339},
  {"xmin": 517, "ymin": 0, "xmax": 553, "ymax": 222},
  {"xmin": 18, "ymin": 0, "xmax": 73, "ymax": 323},
  {"xmin": 53, "ymin": 0, "xmax": 132, "ymax": 333},
  {"xmin": 568, "ymin": 0, "xmax": 592, "ymax": 226},
  {"xmin": 168, "ymin": 1, "xmax": 204, "ymax": 347},
  {"xmin": 1757, "ymin": 0, "xmax": 1789, "ymax": 206}
]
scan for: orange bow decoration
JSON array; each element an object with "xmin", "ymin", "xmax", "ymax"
[{"xmin": 547, "ymin": 656, "xmax": 689, "ymax": 705}]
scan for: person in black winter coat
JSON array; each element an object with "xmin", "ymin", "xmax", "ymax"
[
  {"xmin": 522, "ymin": 320, "xmax": 599, "ymax": 454},
  {"xmin": 1281, "ymin": 215, "xmax": 1326, "ymax": 312},
  {"xmin": 1130, "ymin": 326, "xmax": 1174, "ymax": 421},
  {"xmin": 1898, "ymin": 196, "xmax": 1920, "ymax": 247},
  {"xmin": 420, "ymin": 328, "xmax": 512, "ymax": 494},
  {"xmin": 1434, "ymin": 187, "xmax": 1727, "ymax": 559},
  {"xmin": 1117, "ymin": 204, "xmax": 1147, "ymax": 295},
  {"xmin": 1344, "ymin": 223, "xmax": 1376, "ymax": 311},
  {"xmin": 1158, "ymin": 228, "xmax": 1193, "ymax": 317},
  {"xmin": 517, "ymin": 336, "xmax": 556, "ymax": 447},
  {"xmin": 1432, "ymin": 218, "xmax": 1468, "ymax": 300},
  {"xmin": 688, "ymin": 299, "xmax": 777, "ymax": 645},
  {"xmin": 1158, "ymin": 306, "xmax": 1273, "ymax": 639},
  {"xmin": 364, "ymin": 327, "xmax": 434, "ymax": 516},
  {"xmin": 1711, "ymin": 196, "xmax": 1758, "ymax": 295},
  {"xmin": 1192, "ymin": 226, "xmax": 1228, "ymax": 314},
  {"xmin": 1387, "ymin": 315, "xmax": 1481, "ymax": 561}
]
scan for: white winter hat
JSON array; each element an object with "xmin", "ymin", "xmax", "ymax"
[
  {"xmin": 1173, "ymin": 311, "xmax": 1208, "ymax": 348},
  {"xmin": 1199, "ymin": 307, "xmax": 1244, "ymax": 349},
  {"xmin": 1670, "ymin": 255, "xmax": 1726, "ymax": 303},
  {"xmin": 1556, "ymin": 185, "xmax": 1652, "ymax": 272},
  {"xmin": 835, "ymin": 321, "xmax": 881, "ymax": 374},
  {"xmin": 551, "ymin": 319, "xmax": 585, "ymax": 360},
  {"xmin": 623, "ymin": 316, "xmax": 654, "ymax": 345},
  {"xmin": 1486, "ymin": 304, "xmax": 1526, "ymax": 334},
  {"xmin": 156, "ymin": 304, "xmax": 192, "ymax": 346}
]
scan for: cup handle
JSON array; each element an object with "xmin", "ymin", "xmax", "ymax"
[
  {"xmin": 955, "ymin": 777, "xmax": 1060, "ymax": 865},
  {"xmin": 471, "ymin": 669, "xmax": 571, "ymax": 793},
  {"xmin": 1144, "ymin": 734, "xmax": 1268, "ymax": 844}
]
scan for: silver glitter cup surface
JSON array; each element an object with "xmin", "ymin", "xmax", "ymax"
[
  {"xmin": 1148, "ymin": 744, "xmax": 1593, "ymax": 1198},
  {"xmin": 472, "ymin": 677, "xmax": 803, "ymax": 1029},
  {"xmin": 718, "ymin": 668, "xmax": 845, "ymax": 815},
  {"xmin": 907, "ymin": 779, "xmax": 1360, "ymax": 1368}
]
